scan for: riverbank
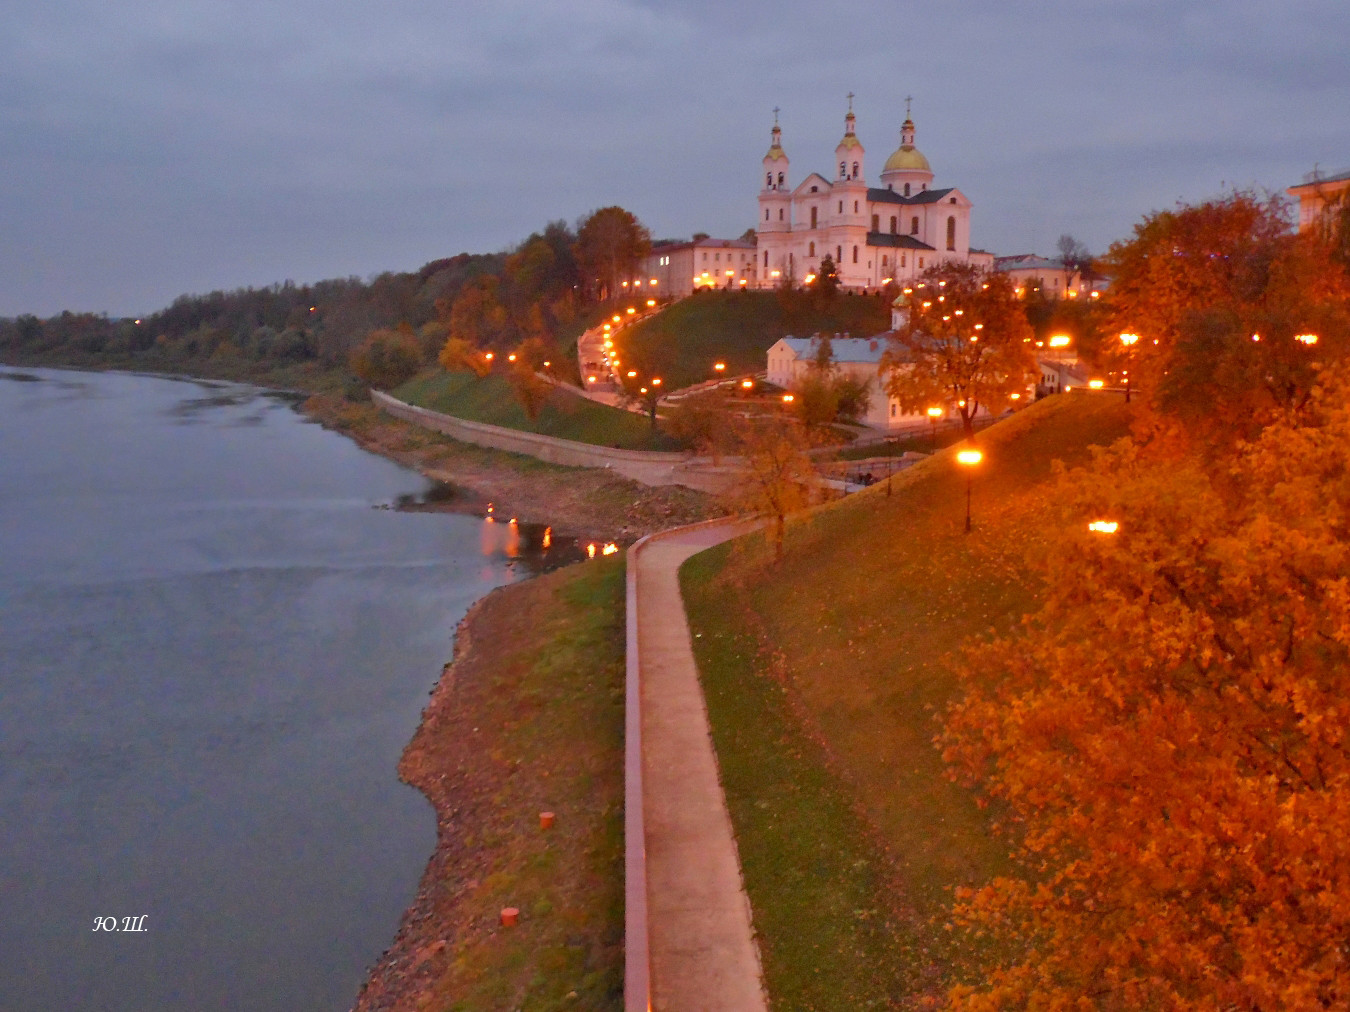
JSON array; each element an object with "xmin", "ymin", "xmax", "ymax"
[
  {"xmin": 352, "ymin": 555, "xmax": 628, "ymax": 1011},
  {"xmin": 304, "ymin": 394, "xmax": 721, "ymax": 541}
]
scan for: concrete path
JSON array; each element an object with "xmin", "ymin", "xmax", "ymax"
[{"xmin": 629, "ymin": 521, "xmax": 768, "ymax": 1012}]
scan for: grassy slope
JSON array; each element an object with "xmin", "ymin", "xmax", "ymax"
[
  {"xmin": 681, "ymin": 393, "xmax": 1135, "ymax": 1008},
  {"xmin": 394, "ymin": 370, "xmax": 683, "ymax": 451},
  {"xmin": 618, "ymin": 290, "xmax": 889, "ymax": 389},
  {"xmin": 403, "ymin": 557, "xmax": 627, "ymax": 1011}
]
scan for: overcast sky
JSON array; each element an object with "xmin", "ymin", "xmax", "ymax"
[{"xmin": 2, "ymin": 0, "xmax": 1346, "ymax": 317}]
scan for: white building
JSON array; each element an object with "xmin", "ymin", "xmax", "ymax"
[
  {"xmin": 1287, "ymin": 166, "xmax": 1350, "ymax": 233},
  {"xmin": 756, "ymin": 102, "xmax": 991, "ymax": 291},
  {"xmin": 766, "ymin": 335, "xmax": 936, "ymax": 430},
  {"xmin": 638, "ymin": 237, "xmax": 757, "ymax": 299}
]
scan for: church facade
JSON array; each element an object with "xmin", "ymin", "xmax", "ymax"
[{"xmin": 755, "ymin": 103, "xmax": 990, "ymax": 290}]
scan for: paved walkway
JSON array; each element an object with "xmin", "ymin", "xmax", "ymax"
[{"xmin": 629, "ymin": 521, "xmax": 768, "ymax": 1012}]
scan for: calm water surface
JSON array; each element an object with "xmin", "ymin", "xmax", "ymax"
[{"xmin": 0, "ymin": 369, "xmax": 580, "ymax": 1011}]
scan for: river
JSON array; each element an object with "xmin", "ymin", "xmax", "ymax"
[{"xmin": 0, "ymin": 367, "xmax": 579, "ymax": 1011}]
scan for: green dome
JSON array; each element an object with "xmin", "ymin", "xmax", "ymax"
[{"xmin": 883, "ymin": 145, "xmax": 931, "ymax": 173}]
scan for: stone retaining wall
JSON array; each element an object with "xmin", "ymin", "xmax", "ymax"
[{"xmin": 371, "ymin": 390, "xmax": 688, "ymax": 471}]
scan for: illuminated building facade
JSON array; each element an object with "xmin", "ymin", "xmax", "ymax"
[{"xmin": 756, "ymin": 100, "xmax": 990, "ymax": 290}]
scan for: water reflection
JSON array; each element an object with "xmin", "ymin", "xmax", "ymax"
[{"xmin": 480, "ymin": 516, "xmax": 587, "ymax": 575}]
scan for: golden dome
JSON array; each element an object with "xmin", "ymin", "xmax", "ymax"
[{"xmin": 883, "ymin": 145, "xmax": 931, "ymax": 173}]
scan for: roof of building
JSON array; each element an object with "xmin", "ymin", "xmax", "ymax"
[
  {"xmin": 866, "ymin": 232, "xmax": 936, "ymax": 250},
  {"xmin": 1288, "ymin": 166, "xmax": 1350, "ymax": 191},
  {"xmin": 867, "ymin": 186, "xmax": 956, "ymax": 206},
  {"xmin": 777, "ymin": 335, "xmax": 892, "ymax": 365},
  {"xmin": 648, "ymin": 237, "xmax": 756, "ymax": 254},
  {"xmin": 994, "ymin": 254, "xmax": 1069, "ymax": 272}
]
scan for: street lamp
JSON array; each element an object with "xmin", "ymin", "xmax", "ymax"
[
  {"xmin": 1119, "ymin": 333, "xmax": 1140, "ymax": 403},
  {"xmin": 926, "ymin": 406, "xmax": 943, "ymax": 451},
  {"xmin": 956, "ymin": 448, "xmax": 983, "ymax": 534}
]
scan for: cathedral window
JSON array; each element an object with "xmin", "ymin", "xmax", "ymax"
[
  {"xmin": 766, "ymin": 172, "xmax": 772, "ymax": 187},
  {"xmin": 778, "ymin": 172, "xmax": 785, "ymax": 186},
  {"xmin": 882, "ymin": 255, "xmax": 888, "ymax": 267},
  {"xmin": 871, "ymin": 214, "xmax": 879, "ymax": 231},
  {"xmin": 911, "ymin": 216, "xmax": 919, "ymax": 235},
  {"xmin": 853, "ymin": 200, "xmax": 859, "ymax": 213},
  {"xmin": 765, "ymin": 209, "xmax": 770, "ymax": 221},
  {"xmin": 778, "ymin": 208, "xmax": 784, "ymax": 220},
  {"xmin": 810, "ymin": 206, "xmax": 817, "ymax": 228},
  {"xmin": 851, "ymin": 161, "xmax": 859, "ymax": 178},
  {"xmin": 852, "ymin": 246, "xmax": 859, "ymax": 264},
  {"xmin": 919, "ymin": 257, "xmax": 925, "ymax": 268},
  {"xmin": 901, "ymin": 255, "xmax": 906, "ymax": 267},
  {"xmin": 840, "ymin": 161, "xmax": 846, "ymax": 178},
  {"xmin": 950, "ymin": 197, "xmax": 957, "ymax": 204},
  {"xmin": 715, "ymin": 253, "xmax": 720, "ymax": 261},
  {"xmin": 904, "ymin": 183, "xmax": 911, "ymax": 196},
  {"xmin": 837, "ymin": 201, "xmax": 843, "ymax": 213},
  {"xmin": 836, "ymin": 246, "xmax": 842, "ymax": 263},
  {"xmin": 946, "ymin": 216, "xmax": 956, "ymax": 251},
  {"xmin": 890, "ymin": 216, "xmax": 897, "ymax": 233},
  {"xmin": 764, "ymin": 251, "xmax": 769, "ymax": 268},
  {"xmin": 809, "ymin": 242, "xmax": 815, "ymax": 256}
]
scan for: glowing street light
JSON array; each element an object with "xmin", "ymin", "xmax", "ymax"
[
  {"xmin": 713, "ymin": 361, "xmax": 726, "ymax": 373},
  {"xmin": 956, "ymin": 447, "xmax": 983, "ymax": 534},
  {"xmin": 1295, "ymin": 333, "xmax": 1319, "ymax": 345},
  {"xmin": 1119, "ymin": 333, "xmax": 1140, "ymax": 403},
  {"xmin": 782, "ymin": 393, "xmax": 795, "ymax": 403},
  {"xmin": 1048, "ymin": 334, "xmax": 1071, "ymax": 348},
  {"xmin": 926, "ymin": 405, "xmax": 943, "ymax": 451},
  {"xmin": 740, "ymin": 378, "xmax": 754, "ymax": 390},
  {"xmin": 1088, "ymin": 520, "xmax": 1119, "ymax": 534}
]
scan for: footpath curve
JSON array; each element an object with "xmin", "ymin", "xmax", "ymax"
[{"xmin": 625, "ymin": 520, "xmax": 768, "ymax": 1012}]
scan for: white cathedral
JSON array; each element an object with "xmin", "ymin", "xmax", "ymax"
[{"xmin": 755, "ymin": 101, "xmax": 991, "ymax": 290}]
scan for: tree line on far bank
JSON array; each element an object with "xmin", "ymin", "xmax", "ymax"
[{"xmin": 0, "ymin": 206, "xmax": 654, "ymax": 394}]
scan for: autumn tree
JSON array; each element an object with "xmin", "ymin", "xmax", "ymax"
[
  {"xmin": 502, "ymin": 337, "xmax": 555, "ymax": 421},
  {"xmin": 941, "ymin": 366, "xmax": 1350, "ymax": 1010},
  {"xmin": 444, "ymin": 275, "xmax": 514, "ymax": 350},
  {"xmin": 437, "ymin": 336, "xmax": 492, "ymax": 377},
  {"xmin": 882, "ymin": 263, "xmax": 1037, "ymax": 438},
  {"xmin": 349, "ymin": 326, "xmax": 423, "ymax": 390},
  {"xmin": 575, "ymin": 206, "xmax": 651, "ymax": 301},
  {"xmin": 723, "ymin": 416, "xmax": 818, "ymax": 560},
  {"xmin": 790, "ymin": 334, "xmax": 872, "ymax": 432}
]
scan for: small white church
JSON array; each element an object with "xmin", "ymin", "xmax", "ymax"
[{"xmin": 755, "ymin": 99, "xmax": 991, "ymax": 290}]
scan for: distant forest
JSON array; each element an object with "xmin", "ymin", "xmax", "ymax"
[{"xmin": 0, "ymin": 207, "xmax": 654, "ymax": 391}]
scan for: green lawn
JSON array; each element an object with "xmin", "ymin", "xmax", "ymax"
[
  {"xmin": 680, "ymin": 393, "xmax": 1135, "ymax": 1008},
  {"xmin": 394, "ymin": 369, "xmax": 684, "ymax": 451},
  {"xmin": 618, "ymin": 289, "xmax": 890, "ymax": 389}
]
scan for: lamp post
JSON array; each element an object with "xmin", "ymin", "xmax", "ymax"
[
  {"xmin": 926, "ymin": 406, "xmax": 943, "ymax": 451},
  {"xmin": 956, "ymin": 448, "xmax": 983, "ymax": 533},
  {"xmin": 1119, "ymin": 333, "xmax": 1139, "ymax": 403}
]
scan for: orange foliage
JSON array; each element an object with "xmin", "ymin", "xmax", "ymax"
[{"xmin": 942, "ymin": 368, "xmax": 1350, "ymax": 1010}]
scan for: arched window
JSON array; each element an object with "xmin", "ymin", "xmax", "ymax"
[
  {"xmin": 810, "ymin": 206, "xmax": 818, "ymax": 228},
  {"xmin": 890, "ymin": 216, "xmax": 897, "ymax": 233},
  {"xmin": 836, "ymin": 246, "xmax": 842, "ymax": 263},
  {"xmin": 778, "ymin": 208, "xmax": 784, "ymax": 221},
  {"xmin": 871, "ymin": 214, "xmax": 879, "ymax": 231},
  {"xmin": 946, "ymin": 216, "xmax": 956, "ymax": 251},
  {"xmin": 764, "ymin": 209, "xmax": 769, "ymax": 221},
  {"xmin": 766, "ymin": 172, "xmax": 772, "ymax": 187},
  {"xmin": 764, "ymin": 251, "xmax": 769, "ymax": 268},
  {"xmin": 838, "ymin": 201, "xmax": 843, "ymax": 213},
  {"xmin": 911, "ymin": 216, "xmax": 919, "ymax": 235},
  {"xmin": 777, "ymin": 172, "xmax": 784, "ymax": 186},
  {"xmin": 840, "ymin": 161, "xmax": 846, "ymax": 178},
  {"xmin": 809, "ymin": 242, "xmax": 815, "ymax": 257},
  {"xmin": 851, "ymin": 161, "xmax": 859, "ymax": 178},
  {"xmin": 882, "ymin": 255, "xmax": 888, "ymax": 267},
  {"xmin": 853, "ymin": 200, "xmax": 859, "ymax": 213},
  {"xmin": 852, "ymin": 246, "xmax": 859, "ymax": 264},
  {"xmin": 904, "ymin": 183, "xmax": 911, "ymax": 196},
  {"xmin": 901, "ymin": 255, "xmax": 906, "ymax": 267}
]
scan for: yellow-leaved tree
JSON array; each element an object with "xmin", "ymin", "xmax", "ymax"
[{"xmin": 941, "ymin": 366, "xmax": 1350, "ymax": 1010}]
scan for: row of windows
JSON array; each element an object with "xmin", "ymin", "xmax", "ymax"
[
  {"xmin": 762, "ymin": 210, "xmax": 959, "ymax": 250},
  {"xmin": 701, "ymin": 250, "xmax": 752, "ymax": 262}
]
